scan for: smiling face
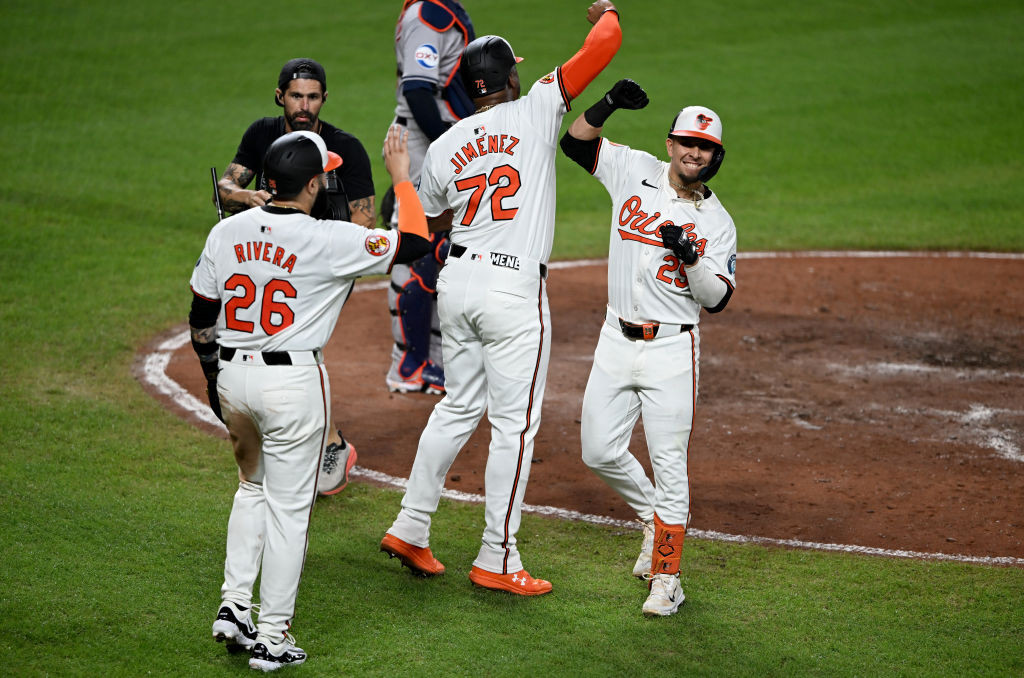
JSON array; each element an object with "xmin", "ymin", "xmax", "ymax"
[
  {"xmin": 666, "ymin": 135, "xmax": 717, "ymax": 184},
  {"xmin": 277, "ymin": 78, "xmax": 326, "ymax": 132}
]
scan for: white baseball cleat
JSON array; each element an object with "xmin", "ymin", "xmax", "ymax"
[
  {"xmin": 249, "ymin": 632, "xmax": 307, "ymax": 672},
  {"xmin": 642, "ymin": 573, "xmax": 685, "ymax": 617},
  {"xmin": 211, "ymin": 600, "xmax": 257, "ymax": 654},
  {"xmin": 632, "ymin": 519, "xmax": 654, "ymax": 578}
]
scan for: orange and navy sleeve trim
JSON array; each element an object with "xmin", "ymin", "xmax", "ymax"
[
  {"xmin": 190, "ymin": 286, "xmax": 219, "ymax": 304},
  {"xmin": 555, "ymin": 67, "xmax": 572, "ymax": 111},
  {"xmin": 591, "ymin": 137, "xmax": 604, "ymax": 175}
]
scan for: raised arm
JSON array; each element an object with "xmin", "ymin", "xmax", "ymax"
[
  {"xmin": 383, "ymin": 125, "xmax": 432, "ymax": 263},
  {"xmin": 561, "ymin": 79, "xmax": 648, "ymax": 171},
  {"xmin": 559, "ymin": 1, "xmax": 623, "ymax": 101}
]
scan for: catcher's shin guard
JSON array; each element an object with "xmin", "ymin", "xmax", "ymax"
[
  {"xmin": 389, "ymin": 251, "xmax": 440, "ymax": 378},
  {"xmin": 650, "ymin": 513, "xmax": 686, "ymax": 578}
]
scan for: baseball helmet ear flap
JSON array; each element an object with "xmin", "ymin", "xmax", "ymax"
[{"xmin": 699, "ymin": 146, "xmax": 725, "ymax": 182}]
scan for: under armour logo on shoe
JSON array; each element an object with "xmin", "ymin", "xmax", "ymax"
[{"xmin": 512, "ymin": 573, "xmax": 526, "ymax": 586}]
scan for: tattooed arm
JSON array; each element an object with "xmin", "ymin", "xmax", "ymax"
[
  {"xmin": 347, "ymin": 195, "xmax": 376, "ymax": 228},
  {"xmin": 217, "ymin": 163, "xmax": 271, "ymax": 214},
  {"xmin": 189, "ymin": 292, "xmax": 224, "ymax": 422}
]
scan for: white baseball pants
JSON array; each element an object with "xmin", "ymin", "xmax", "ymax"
[
  {"xmin": 580, "ymin": 315, "xmax": 700, "ymax": 526},
  {"xmin": 389, "ymin": 253, "xmax": 551, "ymax": 574},
  {"xmin": 217, "ymin": 358, "xmax": 329, "ymax": 643}
]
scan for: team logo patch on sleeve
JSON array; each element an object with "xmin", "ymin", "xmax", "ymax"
[
  {"xmin": 538, "ymin": 72, "xmax": 555, "ymax": 84},
  {"xmin": 365, "ymin": 233, "xmax": 392, "ymax": 256},
  {"xmin": 728, "ymin": 254, "xmax": 737, "ymax": 275},
  {"xmin": 415, "ymin": 44, "xmax": 439, "ymax": 69}
]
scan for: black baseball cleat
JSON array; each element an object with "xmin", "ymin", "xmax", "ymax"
[
  {"xmin": 248, "ymin": 635, "xmax": 307, "ymax": 672},
  {"xmin": 211, "ymin": 601, "xmax": 257, "ymax": 654}
]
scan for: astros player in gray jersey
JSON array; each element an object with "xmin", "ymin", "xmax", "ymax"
[
  {"xmin": 560, "ymin": 80, "xmax": 737, "ymax": 616},
  {"xmin": 191, "ymin": 127, "xmax": 432, "ymax": 668},
  {"xmin": 380, "ymin": 0, "xmax": 624, "ymax": 596},
  {"xmin": 384, "ymin": 0, "xmax": 475, "ymax": 396}
]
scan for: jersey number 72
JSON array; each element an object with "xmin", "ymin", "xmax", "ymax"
[{"xmin": 453, "ymin": 164, "xmax": 521, "ymax": 226}]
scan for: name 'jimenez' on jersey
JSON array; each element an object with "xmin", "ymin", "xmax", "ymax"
[{"xmin": 417, "ymin": 68, "xmax": 573, "ymax": 265}]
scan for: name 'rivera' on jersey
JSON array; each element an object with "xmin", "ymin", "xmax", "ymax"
[
  {"xmin": 232, "ymin": 240, "xmax": 298, "ymax": 273},
  {"xmin": 449, "ymin": 132, "xmax": 520, "ymax": 174}
]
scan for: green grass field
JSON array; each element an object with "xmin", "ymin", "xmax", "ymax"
[{"xmin": 1, "ymin": 0, "xmax": 1022, "ymax": 675}]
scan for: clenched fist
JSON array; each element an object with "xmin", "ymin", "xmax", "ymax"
[{"xmin": 660, "ymin": 225, "xmax": 699, "ymax": 266}]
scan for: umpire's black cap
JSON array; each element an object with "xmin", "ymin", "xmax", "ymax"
[
  {"xmin": 275, "ymin": 58, "xmax": 327, "ymax": 106},
  {"xmin": 460, "ymin": 36, "xmax": 523, "ymax": 98}
]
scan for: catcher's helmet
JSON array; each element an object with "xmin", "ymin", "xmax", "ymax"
[
  {"xmin": 460, "ymin": 35, "xmax": 523, "ymax": 98},
  {"xmin": 668, "ymin": 106, "xmax": 726, "ymax": 182},
  {"xmin": 262, "ymin": 131, "xmax": 342, "ymax": 197}
]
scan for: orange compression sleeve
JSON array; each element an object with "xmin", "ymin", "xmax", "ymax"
[
  {"xmin": 559, "ymin": 10, "xmax": 622, "ymax": 100},
  {"xmin": 393, "ymin": 180, "xmax": 429, "ymax": 239}
]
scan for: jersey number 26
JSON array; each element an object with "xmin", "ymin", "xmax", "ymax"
[{"xmin": 224, "ymin": 273, "xmax": 296, "ymax": 335}]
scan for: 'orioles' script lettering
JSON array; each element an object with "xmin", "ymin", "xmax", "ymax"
[
  {"xmin": 233, "ymin": 241, "xmax": 297, "ymax": 273},
  {"xmin": 616, "ymin": 195, "xmax": 706, "ymax": 254},
  {"xmin": 450, "ymin": 134, "xmax": 520, "ymax": 174}
]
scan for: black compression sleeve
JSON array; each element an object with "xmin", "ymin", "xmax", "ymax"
[
  {"xmin": 394, "ymin": 233, "xmax": 433, "ymax": 264},
  {"xmin": 404, "ymin": 87, "xmax": 449, "ymax": 142},
  {"xmin": 559, "ymin": 132, "xmax": 600, "ymax": 174},
  {"xmin": 189, "ymin": 293, "xmax": 221, "ymax": 329}
]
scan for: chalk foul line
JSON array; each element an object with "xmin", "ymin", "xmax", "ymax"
[{"xmin": 143, "ymin": 252, "xmax": 1024, "ymax": 567}]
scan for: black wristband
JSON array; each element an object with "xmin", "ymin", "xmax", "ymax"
[{"xmin": 583, "ymin": 93, "xmax": 617, "ymax": 128}]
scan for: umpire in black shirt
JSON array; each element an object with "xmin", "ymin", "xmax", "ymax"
[{"xmin": 217, "ymin": 58, "xmax": 376, "ymax": 227}]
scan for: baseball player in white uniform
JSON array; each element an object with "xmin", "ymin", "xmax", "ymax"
[
  {"xmin": 380, "ymin": 0, "xmax": 624, "ymax": 596},
  {"xmin": 560, "ymin": 80, "xmax": 737, "ymax": 616},
  {"xmin": 191, "ymin": 128, "xmax": 432, "ymax": 669},
  {"xmin": 384, "ymin": 0, "xmax": 475, "ymax": 395}
]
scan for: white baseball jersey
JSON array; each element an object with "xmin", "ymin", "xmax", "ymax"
[
  {"xmin": 387, "ymin": 69, "xmax": 574, "ymax": 575},
  {"xmin": 190, "ymin": 206, "xmax": 401, "ymax": 351},
  {"xmin": 592, "ymin": 141, "xmax": 737, "ymax": 325},
  {"xmin": 394, "ymin": 1, "xmax": 466, "ymax": 125},
  {"xmin": 580, "ymin": 139, "xmax": 739, "ymax": 534},
  {"xmin": 417, "ymin": 69, "xmax": 571, "ymax": 263}
]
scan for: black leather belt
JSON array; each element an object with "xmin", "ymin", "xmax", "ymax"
[
  {"xmin": 395, "ymin": 116, "xmax": 408, "ymax": 126},
  {"xmin": 221, "ymin": 346, "xmax": 297, "ymax": 365},
  {"xmin": 449, "ymin": 244, "xmax": 548, "ymax": 278},
  {"xmin": 617, "ymin": 319, "xmax": 693, "ymax": 341}
]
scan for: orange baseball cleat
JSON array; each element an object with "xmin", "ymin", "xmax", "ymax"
[
  {"xmin": 380, "ymin": 533, "xmax": 445, "ymax": 576},
  {"xmin": 468, "ymin": 566, "xmax": 552, "ymax": 596}
]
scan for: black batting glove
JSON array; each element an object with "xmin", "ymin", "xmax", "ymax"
[
  {"xmin": 205, "ymin": 376, "xmax": 224, "ymax": 423},
  {"xmin": 199, "ymin": 355, "xmax": 225, "ymax": 423},
  {"xmin": 584, "ymin": 78, "xmax": 649, "ymax": 127},
  {"xmin": 660, "ymin": 225, "xmax": 699, "ymax": 266},
  {"xmin": 606, "ymin": 78, "xmax": 649, "ymax": 110}
]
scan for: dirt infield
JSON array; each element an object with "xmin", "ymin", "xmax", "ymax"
[{"xmin": 150, "ymin": 254, "xmax": 1024, "ymax": 560}]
